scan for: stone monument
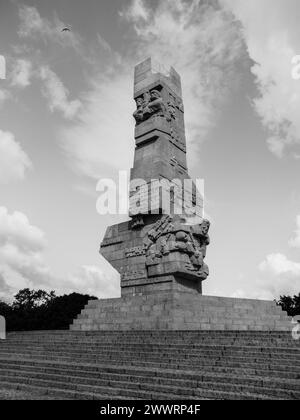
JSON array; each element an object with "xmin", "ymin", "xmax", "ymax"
[
  {"xmin": 71, "ymin": 58, "xmax": 292, "ymax": 332},
  {"xmin": 101, "ymin": 57, "xmax": 210, "ymax": 297}
]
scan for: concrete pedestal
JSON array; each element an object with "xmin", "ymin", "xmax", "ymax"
[{"xmin": 71, "ymin": 292, "xmax": 292, "ymax": 332}]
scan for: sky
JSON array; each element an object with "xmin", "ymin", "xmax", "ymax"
[{"xmin": 0, "ymin": 0, "xmax": 299, "ymax": 302}]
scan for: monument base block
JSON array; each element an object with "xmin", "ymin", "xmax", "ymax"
[{"xmin": 71, "ymin": 292, "xmax": 292, "ymax": 332}]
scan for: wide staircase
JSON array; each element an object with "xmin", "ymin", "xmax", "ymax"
[{"xmin": 0, "ymin": 330, "xmax": 299, "ymax": 400}]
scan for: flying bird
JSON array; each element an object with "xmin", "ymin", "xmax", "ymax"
[{"xmin": 61, "ymin": 27, "xmax": 71, "ymax": 32}]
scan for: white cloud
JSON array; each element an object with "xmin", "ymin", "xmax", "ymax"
[
  {"xmin": 235, "ymin": 213, "xmax": 300, "ymax": 300},
  {"xmin": 0, "ymin": 207, "xmax": 46, "ymax": 253},
  {"xmin": 259, "ymin": 253, "xmax": 300, "ymax": 277},
  {"xmin": 62, "ymin": 0, "xmax": 245, "ymax": 181},
  {"xmin": 64, "ymin": 265, "xmax": 120, "ymax": 298},
  {"xmin": 10, "ymin": 59, "xmax": 32, "ymax": 88},
  {"xmin": 221, "ymin": 0, "xmax": 300, "ymax": 158},
  {"xmin": 61, "ymin": 68, "xmax": 133, "ymax": 179},
  {"xmin": 0, "ymin": 207, "xmax": 119, "ymax": 301},
  {"xmin": 18, "ymin": 5, "xmax": 82, "ymax": 52},
  {"xmin": 0, "ymin": 55, "xmax": 6, "ymax": 80},
  {"xmin": 257, "ymin": 253, "xmax": 300, "ymax": 299},
  {"xmin": 0, "ymin": 207, "xmax": 50, "ymax": 300},
  {"xmin": 14, "ymin": 5, "xmax": 83, "ymax": 120},
  {"xmin": 0, "ymin": 89, "xmax": 10, "ymax": 108},
  {"xmin": 289, "ymin": 215, "xmax": 300, "ymax": 248},
  {"xmin": 0, "ymin": 130, "xmax": 32, "ymax": 184},
  {"xmin": 255, "ymin": 210, "xmax": 300, "ymax": 299},
  {"xmin": 121, "ymin": 0, "xmax": 245, "ymax": 167},
  {"xmin": 39, "ymin": 66, "xmax": 82, "ymax": 119},
  {"xmin": 97, "ymin": 34, "xmax": 112, "ymax": 53},
  {"xmin": 120, "ymin": 0, "xmax": 150, "ymax": 23}
]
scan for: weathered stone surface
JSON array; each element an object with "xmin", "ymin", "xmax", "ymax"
[
  {"xmin": 71, "ymin": 293, "xmax": 292, "ymax": 332},
  {"xmin": 1, "ymin": 330, "xmax": 299, "ymax": 400},
  {"xmin": 101, "ymin": 214, "xmax": 210, "ymax": 295},
  {"xmin": 72, "ymin": 58, "xmax": 291, "ymax": 333},
  {"xmin": 100, "ymin": 58, "xmax": 208, "ymax": 296},
  {"xmin": 0, "ymin": 316, "xmax": 5, "ymax": 340}
]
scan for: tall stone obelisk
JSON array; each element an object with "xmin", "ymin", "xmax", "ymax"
[
  {"xmin": 100, "ymin": 58, "xmax": 210, "ymax": 296},
  {"xmin": 71, "ymin": 59, "xmax": 292, "ymax": 332}
]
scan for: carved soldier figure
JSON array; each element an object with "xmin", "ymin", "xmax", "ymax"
[
  {"xmin": 133, "ymin": 97, "xmax": 145, "ymax": 124},
  {"xmin": 133, "ymin": 89, "xmax": 167, "ymax": 124},
  {"xmin": 167, "ymin": 101, "xmax": 177, "ymax": 120},
  {"xmin": 148, "ymin": 90, "xmax": 166, "ymax": 116}
]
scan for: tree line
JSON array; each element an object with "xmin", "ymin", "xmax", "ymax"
[
  {"xmin": 276, "ymin": 294, "xmax": 300, "ymax": 318},
  {"xmin": 0, "ymin": 289, "xmax": 97, "ymax": 331}
]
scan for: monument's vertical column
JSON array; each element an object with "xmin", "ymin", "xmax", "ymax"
[
  {"xmin": 100, "ymin": 58, "xmax": 210, "ymax": 297},
  {"xmin": 130, "ymin": 57, "xmax": 193, "ymax": 219}
]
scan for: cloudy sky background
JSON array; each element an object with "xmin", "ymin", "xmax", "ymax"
[{"xmin": 0, "ymin": 0, "xmax": 299, "ymax": 302}]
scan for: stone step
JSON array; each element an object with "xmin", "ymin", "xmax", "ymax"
[
  {"xmin": 1, "ymin": 361, "xmax": 299, "ymax": 394},
  {"xmin": 0, "ymin": 373, "xmax": 289, "ymax": 400},
  {"xmin": 81, "ymin": 308, "xmax": 287, "ymax": 320},
  {"xmin": 78, "ymin": 308, "xmax": 287, "ymax": 317},
  {"xmin": 0, "ymin": 374, "xmax": 204, "ymax": 400},
  {"xmin": 0, "ymin": 345, "xmax": 298, "ymax": 363},
  {"xmin": 71, "ymin": 322, "xmax": 292, "ymax": 332},
  {"xmin": 0, "ymin": 381, "xmax": 142, "ymax": 400},
  {"xmin": 6, "ymin": 340, "xmax": 298, "ymax": 350},
  {"xmin": 6, "ymin": 335, "xmax": 297, "ymax": 347},
  {"xmin": 1, "ymin": 353, "xmax": 299, "ymax": 373},
  {"xmin": 0, "ymin": 345, "xmax": 300, "ymax": 363},
  {"xmin": 2, "ymin": 339, "xmax": 299, "ymax": 353},
  {"xmin": 1, "ymin": 352, "xmax": 298, "ymax": 376},
  {"xmin": 3, "ymin": 339, "xmax": 299, "ymax": 351},
  {"xmin": 1, "ymin": 340, "xmax": 300, "ymax": 355},
  {"xmin": 8, "ymin": 330, "xmax": 291, "ymax": 342},
  {"xmin": 0, "ymin": 348, "xmax": 298, "ymax": 366},
  {"xmin": 1, "ymin": 357, "xmax": 299, "ymax": 381},
  {"xmin": 1, "ymin": 329, "xmax": 299, "ymax": 400},
  {"xmin": 71, "ymin": 324, "xmax": 292, "ymax": 332},
  {"xmin": 8, "ymin": 331, "xmax": 299, "ymax": 346}
]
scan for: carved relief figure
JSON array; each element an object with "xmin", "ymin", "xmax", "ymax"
[
  {"xmin": 148, "ymin": 90, "xmax": 166, "ymax": 116},
  {"xmin": 133, "ymin": 89, "xmax": 167, "ymax": 124},
  {"xmin": 167, "ymin": 101, "xmax": 177, "ymax": 121},
  {"xmin": 144, "ymin": 216, "xmax": 210, "ymax": 281},
  {"xmin": 133, "ymin": 97, "xmax": 145, "ymax": 124}
]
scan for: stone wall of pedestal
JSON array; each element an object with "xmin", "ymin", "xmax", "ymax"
[
  {"xmin": 100, "ymin": 215, "xmax": 209, "ymax": 297},
  {"xmin": 71, "ymin": 292, "xmax": 292, "ymax": 332}
]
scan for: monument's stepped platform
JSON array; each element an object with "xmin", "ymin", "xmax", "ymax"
[
  {"xmin": 71, "ymin": 293, "xmax": 292, "ymax": 331},
  {"xmin": 0, "ymin": 331, "xmax": 299, "ymax": 400}
]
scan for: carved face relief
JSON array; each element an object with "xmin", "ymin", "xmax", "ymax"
[
  {"xmin": 150, "ymin": 90, "xmax": 161, "ymax": 100},
  {"xmin": 143, "ymin": 91, "xmax": 151, "ymax": 104},
  {"xmin": 136, "ymin": 97, "xmax": 143, "ymax": 108},
  {"xmin": 200, "ymin": 220, "xmax": 210, "ymax": 235}
]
